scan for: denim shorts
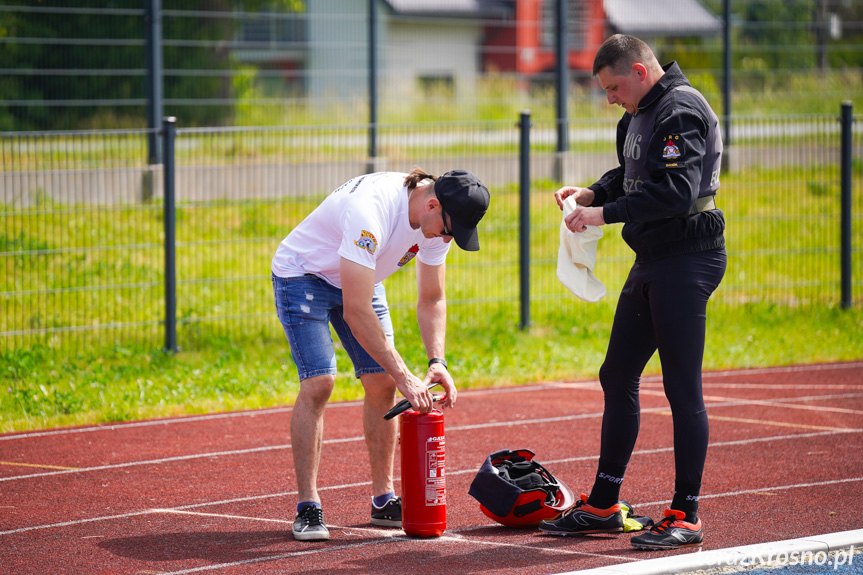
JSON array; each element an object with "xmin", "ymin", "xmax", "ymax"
[{"xmin": 272, "ymin": 273, "xmax": 394, "ymax": 381}]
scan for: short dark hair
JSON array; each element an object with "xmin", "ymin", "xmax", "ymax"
[{"xmin": 592, "ymin": 34, "xmax": 656, "ymax": 76}]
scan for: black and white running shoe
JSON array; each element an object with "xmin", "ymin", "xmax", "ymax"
[
  {"xmin": 539, "ymin": 493, "xmax": 623, "ymax": 535},
  {"xmin": 371, "ymin": 495, "xmax": 402, "ymax": 527},
  {"xmin": 292, "ymin": 504, "xmax": 330, "ymax": 541},
  {"xmin": 631, "ymin": 508, "xmax": 703, "ymax": 549}
]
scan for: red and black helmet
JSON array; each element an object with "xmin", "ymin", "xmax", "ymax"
[{"xmin": 468, "ymin": 449, "xmax": 575, "ymax": 527}]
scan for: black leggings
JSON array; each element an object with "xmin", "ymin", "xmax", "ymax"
[{"xmin": 597, "ymin": 249, "xmax": 726, "ymax": 487}]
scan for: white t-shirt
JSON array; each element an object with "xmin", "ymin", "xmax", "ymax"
[{"xmin": 271, "ymin": 172, "xmax": 451, "ymax": 288}]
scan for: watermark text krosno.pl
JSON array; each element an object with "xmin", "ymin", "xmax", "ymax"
[{"xmin": 698, "ymin": 545, "xmax": 855, "ymax": 570}]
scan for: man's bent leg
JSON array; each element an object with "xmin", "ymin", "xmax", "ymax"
[
  {"xmin": 291, "ymin": 374, "xmax": 335, "ymax": 504},
  {"xmin": 360, "ymin": 372, "xmax": 398, "ymax": 498}
]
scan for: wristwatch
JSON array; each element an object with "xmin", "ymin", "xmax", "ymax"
[{"xmin": 427, "ymin": 357, "xmax": 448, "ymax": 369}]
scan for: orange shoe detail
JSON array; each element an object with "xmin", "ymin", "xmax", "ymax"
[
  {"xmin": 578, "ymin": 493, "xmax": 622, "ymax": 518},
  {"xmin": 661, "ymin": 508, "xmax": 702, "ymax": 530}
]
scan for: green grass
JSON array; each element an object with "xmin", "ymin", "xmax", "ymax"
[
  {"xmin": 2, "ymin": 162, "xmax": 862, "ymax": 433},
  {"xmin": 184, "ymin": 68, "xmax": 863, "ymax": 126},
  {"xmin": 2, "ymin": 302, "xmax": 861, "ymax": 433}
]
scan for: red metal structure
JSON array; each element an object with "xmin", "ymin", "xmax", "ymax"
[{"xmin": 482, "ymin": 0, "xmax": 607, "ymax": 76}]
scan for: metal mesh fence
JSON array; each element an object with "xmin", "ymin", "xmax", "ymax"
[
  {"xmin": 1, "ymin": 115, "xmax": 861, "ymax": 353},
  {"xmin": 1, "ymin": 129, "xmax": 164, "ymax": 352},
  {"xmin": 170, "ymin": 124, "xmax": 373, "ymax": 346},
  {"xmin": 2, "ymin": 1, "xmax": 863, "ymax": 131},
  {"xmin": 719, "ymin": 114, "xmax": 850, "ymax": 306}
]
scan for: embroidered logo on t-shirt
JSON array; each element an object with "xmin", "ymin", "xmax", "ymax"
[
  {"xmin": 398, "ymin": 244, "xmax": 419, "ymax": 267},
  {"xmin": 354, "ymin": 230, "xmax": 377, "ymax": 254},
  {"xmin": 662, "ymin": 135, "xmax": 682, "ymax": 160}
]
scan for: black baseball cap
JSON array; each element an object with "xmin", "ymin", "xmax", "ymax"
[{"xmin": 434, "ymin": 170, "xmax": 490, "ymax": 251}]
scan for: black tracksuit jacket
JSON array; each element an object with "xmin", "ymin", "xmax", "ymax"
[{"xmin": 589, "ymin": 62, "xmax": 726, "ymax": 263}]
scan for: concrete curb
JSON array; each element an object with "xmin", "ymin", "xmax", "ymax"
[{"xmin": 552, "ymin": 529, "xmax": 863, "ymax": 575}]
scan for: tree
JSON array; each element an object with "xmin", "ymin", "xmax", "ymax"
[
  {"xmin": 0, "ymin": 0, "xmax": 306, "ymax": 130},
  {"xmin": 738, "ymin": 0, "xmax": 818, "ymax": 70}
]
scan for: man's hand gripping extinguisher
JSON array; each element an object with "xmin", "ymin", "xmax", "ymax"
[{"xmin": 384, "ymin": 384, "xmax": 447, "ymax": 537}]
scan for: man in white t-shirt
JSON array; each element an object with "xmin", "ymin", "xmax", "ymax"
[{"xmin": 272, "ymin": 168, "xmax": 490, "ymax": 541}]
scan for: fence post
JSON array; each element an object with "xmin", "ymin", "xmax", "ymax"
[
  {"xmin": 367, "ymin": 0, "xmax": 378, "ymax": 168},
  {"xmin": 555, "ymin": 0, "xmax": 568, "ymax": 155},
  {"xmin": 553, "ymin": 0, "xmax": 569, "ymax": 183},
  {"xmin": 519, "ymin": 111, "xmax": 531, "ymax": 330},
  {"xmin": 723, "ymin": 0, "xmax": 732, "ymax": 150},
  {"xmin": 840, "ymin": 101, "xmax": 853, "ymax": 309},
  {"xmin": 145, "ymin": 0, "xmax": 163, "ymax": 165},
  {"xmin": 162, "ymin": 117, "xmax": 178, "ymax": 352}
]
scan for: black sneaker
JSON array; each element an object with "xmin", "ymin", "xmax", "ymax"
[
  {"xmin": 292, "ymin": 504, "xmax": 330, "ymax": 541},
  {"xmin": 370, "ymin": 496, "xmax": 402, "ymax": 527},
  {"xmin": 539, "ymin": 493, "xmax": 623, "ymax": 536},
  {"xmin": 631, "ymin": 508, "xmax": 703, "ymax": 550}
]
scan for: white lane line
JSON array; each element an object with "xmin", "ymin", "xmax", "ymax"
[
  {"xmin": 156, "ymin": 509, "xmax": 423, "ymax": 538},
  {"xmin": 154, "ymin": 509, "xmax": 291, "ymax": 525},
  {"xmin": 3, "ymin": 389, "xmax": 860, "ymax": 483},
  {"xmin": 0, "ymin": 443, "xmax": 293, "ymax": 482},
  {"xmin": 0, "ymin": 509, "xmax": 159, "ymax": 536},
  {"xmin": 0, "ymin": 384, "xmax": 557, "ymax": 442},
  {"xmin": 151, "ymin": 537, "xmax": 407, "ymax": 575},
  {"xmin": 0, "ymin": 408, "xmax": 667, "ymax": 482},
  {"xmin": 640, "ymin": 388, "xmax": 863, "ymax": 419},
  {"xmin": 156, "ymin": 507, "xmax": 635, "ymax": 561},
  {"xmin": 551, "ymin": 529, "xmax": 863, "ymax": 575},
  {"xmin": 4, "ymin": 362, "xmax": 860, "ymax": 442},
  {"xmin": 681, "ymin": 361, "xmax": 863, "ymax": 379},
  {"xmin": 701, "ymin": 392, "xmax": 863, "ymax": 415},
  {"xmin": 154, "ymin": 506, "xmax": 629, "ymax": 565},
  {"xmin": 3, "ymin": 428, "xmax": 860, "ymax": 537},
  {"xmin": 0, "ymin": 407, "xmax": 297, "ymax": 442},
  {"xmin": 123, "ymin": 520, "xmax": 638, "ymax": 575},
  {"xmin": 634, "ymin": 476, "xmax": 863, "ymax": 509},
  {"xmin": 553, "ymin": 361, "xmax": 863, "ymax": 388},
  {"xmin": 702, "ymin": 414, "xmax": 852, "ymax": 432},
  {"xmin": 446, "ymin": 428, "xmax": 863, "ymax": 475},
  {"xmin": 7, "ymin": 478, "xmax": 863, "ymax": 574},
  {"xmin": 455, "ymin": 392, "xmax": 863, "ymax": 433},
  {"xmin": 699, "ymin": 382, "xmax": 862, "ymax": 390},
  {"xmin": 431, "ymin": 531, "xmax": 639, "ymax": 561}
]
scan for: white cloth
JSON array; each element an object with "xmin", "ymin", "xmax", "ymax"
[
  {"xmin": 272, "ymin": 172, "xmax": 450, "ymax": 288},
  {"xmin": 556, "ymin": 196, "xmax": 606, "ymax": 302}
]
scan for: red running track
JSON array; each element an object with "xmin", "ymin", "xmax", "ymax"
[{"xmin": 1, "ymin": 362, "xmax": 862, "ymax": 574}]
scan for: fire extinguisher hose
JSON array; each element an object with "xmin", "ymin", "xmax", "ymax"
[{"xmin": 383, "ymin": 383, "xmax": 444, "ymax": 420}]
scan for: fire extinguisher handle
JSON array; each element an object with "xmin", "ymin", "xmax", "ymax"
[
  {"xmin": 384, "ymin": 398, "xmax": 413, "ymax": 420},
  {"xmin": 383, "ymin": 389, "xmax": 444, "ymax": 420}
]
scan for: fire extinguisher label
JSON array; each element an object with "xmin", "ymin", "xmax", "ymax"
[{"xmin": 425, "ymin": 437, "xmax": 446, "ymax": 506}]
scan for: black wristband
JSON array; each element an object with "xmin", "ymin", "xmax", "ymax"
[{"xmin": 428, "ymin": 357, "xmax": 448, "ymax": 369}]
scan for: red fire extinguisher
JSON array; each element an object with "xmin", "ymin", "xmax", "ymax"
[{"xmin": 399, "ymin": 408, "xmax": 446, "ymax": 537}]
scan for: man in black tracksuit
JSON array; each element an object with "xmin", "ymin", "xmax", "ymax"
[{"xmin": 540, "ymin": 34, "xmax": 727, "ymax": 549}]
